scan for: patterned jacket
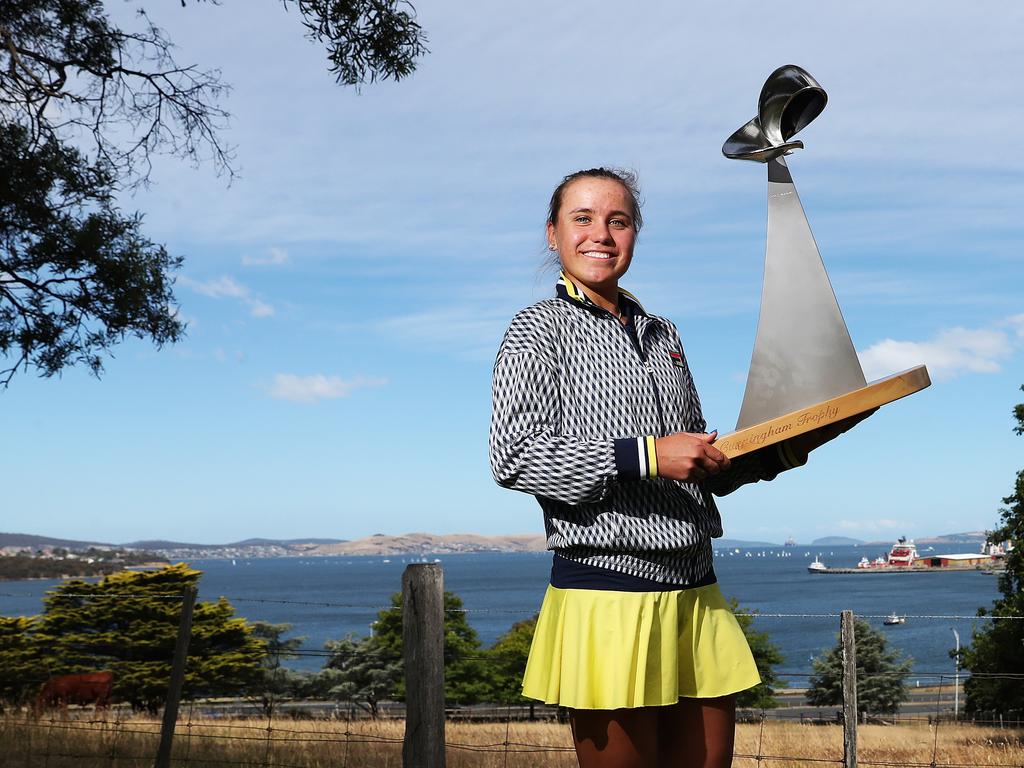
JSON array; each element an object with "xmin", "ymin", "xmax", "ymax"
[{"xmin": 489, "ymin": 273, "xmax": 804, "ymax": 584}]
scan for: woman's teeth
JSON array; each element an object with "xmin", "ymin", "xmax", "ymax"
[{"xmin": 583, "ymin": 251, "xmax": 613, "ymax": 260}]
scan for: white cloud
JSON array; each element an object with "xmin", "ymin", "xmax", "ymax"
[
  {"xmin": 242, "ymin": 247, "xmax": 290, "ymax": 267},
  {"xmin": 180, "ymin": 275, "xmax": 275, "ymax": 318},
  {"xmin": 248, "ymin": 299, "xmax": 276, "ymax": 318},
  {"xmin": 268, "ymin": 374, "xmax": 387, "ymax": 404},
  {"xmin": 859, "ymin": 316, "xmax": 1022, "ymax": 381}
]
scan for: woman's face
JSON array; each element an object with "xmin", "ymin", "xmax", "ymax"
[{"xmin": 547, "ymin": 177, "xmax": 636, "ymax": 299}]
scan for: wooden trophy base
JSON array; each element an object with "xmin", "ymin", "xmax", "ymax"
[{"xmin": 714, "ymin": 365, "xmax": 931, "ymax": 459}]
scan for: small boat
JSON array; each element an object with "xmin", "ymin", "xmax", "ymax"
[
  {"xmin": 807, "ymin": 556, "xmax": 827, "ymax": 573},
  {"xmin": 883, "ymin": 612, "xmax": 906, "ymax": 625}
]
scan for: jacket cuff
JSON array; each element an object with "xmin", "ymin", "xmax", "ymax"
[
  {"xmin": 777, "ymin": 440, "xmax": 808, "ymax": 470},
  {"xmin": 614, "ymin": 436, "xmax": 659, "ymax": 481}
]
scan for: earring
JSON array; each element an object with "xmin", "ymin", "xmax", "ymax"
[{"xmin": 548, "ymin": 244, "xmax": 557, "ymax": 251}]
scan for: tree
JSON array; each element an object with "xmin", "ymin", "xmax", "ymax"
[
  {"xmin": 0, "ymin": 0, "xmax": 427, "ymax": 384},
  {"xmin": 0, "ymin": 616, "xmax": 42, "ymax": 711},
  {"xmin": 250, "ymin": 621, "xmax": 306, "ymax": 716},
  {"xmin": 730, "ymin": 601, "xmax": 786, "ymax": 709},
  {"xmin": 961, "ymin": 385, "xmax": 1024, "ymax": 715},
  {"xmin": 325, "ymin": 589, "xmax": 493, "ymax": 708},
  {"xmin": 318, "ymin": 634, "xmax": 402, "ymax": 718},
  {"xmin": 484, "ymin": 614, "xmax": 538, "ymax": 716},
  {"xmin": 31, "ymin": 563, "xmax": 268, "ymax": 713},
  {"xmin": 0, "ymin": 123, "xmax": 185, "ymax": 385},
  {"xmin": 806, "ymin": 618, "xmax": 911, "ymax": 715}
]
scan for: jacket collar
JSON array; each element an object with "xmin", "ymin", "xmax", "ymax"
[{"xmin": 555, "ymin": 271, "xmax": 648, "ymax": 318}]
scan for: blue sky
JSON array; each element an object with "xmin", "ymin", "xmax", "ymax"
[{"xmin": 4, "ymin": 1, "xmax": 1022, "ymax": 545}]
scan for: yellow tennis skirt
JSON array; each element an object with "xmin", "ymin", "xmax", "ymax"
[{"xmin": 522, "ymin": 582, "xmax": 760, "ymax": 710}]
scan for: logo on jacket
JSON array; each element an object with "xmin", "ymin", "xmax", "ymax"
[{"xmin": 669, "ymin": 351, "xmax": 685, "ymax": 368}]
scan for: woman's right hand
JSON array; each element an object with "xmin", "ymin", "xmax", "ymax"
[{"xmin": 654, "ymin": 432, "xmax": 731, "ymax": 483}]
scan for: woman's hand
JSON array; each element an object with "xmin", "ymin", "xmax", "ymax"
[{"xmin": 654, "ymin": 432, "xmax": 731, "ymax": 483}]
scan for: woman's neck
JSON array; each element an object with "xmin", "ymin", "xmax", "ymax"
[{"xmin": 565, "ymin": 273, "xmax": 620, "ymax": 317}]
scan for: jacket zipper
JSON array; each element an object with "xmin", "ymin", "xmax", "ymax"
[{"xmin": 610, "ymin": 313, "xmax": 667, "ymax": 436}]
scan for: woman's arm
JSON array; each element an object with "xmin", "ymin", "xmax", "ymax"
[{"xmin": 489, "ymin": 350, "xmax": 619, "ymax": 505}]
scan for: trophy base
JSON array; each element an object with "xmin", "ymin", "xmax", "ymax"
[{"xmin": 714, "ymin": 365, "xmax": 931, "ymax": 459}]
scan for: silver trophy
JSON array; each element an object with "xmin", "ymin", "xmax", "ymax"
[{"xmin": 715, "ymin": 65, "xmax": 930, "ymax": 458}]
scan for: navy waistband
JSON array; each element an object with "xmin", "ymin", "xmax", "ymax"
[{"xmin": 550, "ymin": 554, "xmax": 717, "ymax": 592}]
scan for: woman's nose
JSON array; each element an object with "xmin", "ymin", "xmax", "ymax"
[{"xmin": 589, "ymin": 222, "xmax": 613, "ymax": 243}]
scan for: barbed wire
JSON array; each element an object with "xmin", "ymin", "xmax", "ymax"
[{"xmin": 4, "ymin": 712, "xmax": 1023, "ymax": 767}]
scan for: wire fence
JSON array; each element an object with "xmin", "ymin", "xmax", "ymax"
[{"xmin": 1, "ymin": 568, "xmax": 1022, "ymax": 768}]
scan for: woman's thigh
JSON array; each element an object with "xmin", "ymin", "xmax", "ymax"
[
  {"xmin": 658, "ymin": 694, "xmax": 737, "ymax": 768},
  {"xmin": 569, "ymin": 707, "xmax": 660, "ymax": 768}
]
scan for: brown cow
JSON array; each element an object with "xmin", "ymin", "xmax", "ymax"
[{"xmin": 35, "ymin": 671, "xmax": 114, "ymax": 715}]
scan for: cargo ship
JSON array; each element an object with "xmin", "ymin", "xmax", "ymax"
[{"xmin": 806, "ymin": 537, "xmax": 1009, "ymax": 574}]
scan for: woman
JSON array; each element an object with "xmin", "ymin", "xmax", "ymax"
[{"xmin": 489, "ymin": 168, "xmax": 865, "ymax": 767}]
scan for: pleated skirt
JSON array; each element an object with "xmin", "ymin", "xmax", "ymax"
[{"xmin": 521, "ymin": 582, "xmax": 760, "ymax": 710}]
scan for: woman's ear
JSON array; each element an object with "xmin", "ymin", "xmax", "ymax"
[{"xmin": 546, "ymin": 221, "xmax": 556, "ymax": 251}]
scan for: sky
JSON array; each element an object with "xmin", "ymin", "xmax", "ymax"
[{"xmin": 3, "ymin": 1, "xmax": 1022, "ymax": 546}]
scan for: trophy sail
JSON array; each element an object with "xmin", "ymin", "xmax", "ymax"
[
  {"xmin": 714, "ymin": 64, "xmax": 930, "ymax": 459},
  {"xmin": 735, "ymin": 157, "xmax": 866, "ymax": 430}
]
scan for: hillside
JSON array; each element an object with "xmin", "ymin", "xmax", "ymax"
[{"xmin": 308, "ymin": 533, "xmax": 548, "ymax": 556}]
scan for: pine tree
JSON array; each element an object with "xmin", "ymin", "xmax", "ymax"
[
  {"xmin": 250, "ymin": 622, "xmax": 307, "ymax": 716},
  {"xmin": 31, "ymin": 563, "xmax": 267, "ymax": 712},
  {"xmin": 807, "ymin": 617, "xmax": 911, "ymax": 715},
  {"xmin": 324, "ymin": 589, "xmax": 492, "ymax": 708},
  {"xmin": 318, "ymin": 634, "xmax": 402, "ymax": 718},
  {"xmin": 0, "ymin": 617, "xmax": 41, "ymax": 710},
  {"xmin": 961, "ymin": 385, "xmax": 1024, "ymax": 715}
]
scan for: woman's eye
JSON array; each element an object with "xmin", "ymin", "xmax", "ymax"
[
  {"xmin": 574, "ymin": 216, "xmax": 591, "ymax": 224},
  {"xmin": 610, "ymin": 218, "xmax": 627, "ymax": 227}
]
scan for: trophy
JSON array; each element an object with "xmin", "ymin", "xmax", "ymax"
[{"xmin": 714, "ymin": 65, "xmax": 930, "ymax": 458}]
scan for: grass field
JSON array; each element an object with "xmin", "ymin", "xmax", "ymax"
[{"xmin": 1, "ymin": 714, "xmax": 1021, "ymax": 767}]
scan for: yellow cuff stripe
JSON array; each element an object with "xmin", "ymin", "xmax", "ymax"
[{"xmin": 645, "ymin": 435, "xmax": 658, "ymax": 477}]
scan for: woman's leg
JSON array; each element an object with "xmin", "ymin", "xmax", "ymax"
[
  {"xmin": 657, "ymin": 694, "xmax": 737, "ymax": 768},
  {"xmin": 569, "ymin": 707, "xmax": 660, "ymax": 768}
]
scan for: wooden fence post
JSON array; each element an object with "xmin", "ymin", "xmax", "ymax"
[
  {"xmin": 154, "ymin": 586, "xmax": 197, "ymax": 768},
  {"xmin": 402, "ymin": 564, "xmax": 445, "ymax": 768},
  {"xmin": 841, "ymin": 609, "xmax": 858, "ymax": 768}
]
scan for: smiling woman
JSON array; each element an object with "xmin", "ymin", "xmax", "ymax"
[{"xmin": 489, "ymin": 167, "xmax": 857, "ymax": 768}]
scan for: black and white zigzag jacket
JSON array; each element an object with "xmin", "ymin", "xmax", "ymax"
[{"xmin": 489, "ymin": 273, "xmax": 805, "ymax": 585}]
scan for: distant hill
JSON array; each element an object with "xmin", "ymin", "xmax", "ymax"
[
  {"xmin": 916, "ymin": 531, "xmax": 988, "ymax": 545},
  {"xmin": 810, "ymin": 536, "xmax": 865, "ymax": 546},
  {"xmin": 712, "ymin": 538, "xmax": 783, "ymax": 549},
  {"xmin": 121, "ymin": 537, "xmax": 347, "ymax": 549},
  {"xmin": 308, "ymin": 533, "xmax": 547, "ymax": 556},
  {"xmin": 0, "ymin": 529, "xmax": 994, "ymax": 558},
  {"xmin": 0, "ymin": 532, "xmax": 110, "ymax": 549}
]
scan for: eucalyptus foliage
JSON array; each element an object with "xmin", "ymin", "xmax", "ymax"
[
  {"xmin": 961, "ymin": 385, "xmax": 1024, "ymax": 715},
  {"xmin": 0, "ymin": 0, "xmax": 426, "ymax": 384}
]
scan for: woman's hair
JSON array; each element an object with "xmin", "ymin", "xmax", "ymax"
[{"xmin": 543, "ymin": 168, "xmax": 643, "ymax": 272}]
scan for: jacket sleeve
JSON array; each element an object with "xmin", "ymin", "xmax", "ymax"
[{"xmin": 489, "ymin": 347, "xmax": 622, "ymax": 505}]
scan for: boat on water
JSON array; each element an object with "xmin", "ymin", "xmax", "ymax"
[
  {"xmin": 886, "ymin": 537, "xmax": 918, "ymax": 566},
  {"xmin": 883, "ymin": 612, "xmax": 906, "ymax": 625},
  {"xmin": 807, "ymin": 535, "xmax": 1009, "ymax": 573}
]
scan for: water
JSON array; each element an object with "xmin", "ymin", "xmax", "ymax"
[{"xmin": 0, "ymin": 545, "xmax": 1000, "ymax": 679}]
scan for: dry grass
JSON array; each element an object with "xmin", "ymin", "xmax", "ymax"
[{"xmin": 0, "ymin": 714, "xmax": 1020, "ymax": 768}]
